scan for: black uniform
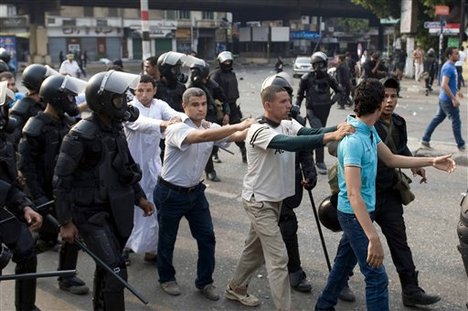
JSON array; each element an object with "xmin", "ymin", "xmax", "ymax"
[
  {"xmin": 18, "ymin": 112, "xmax": 83, "ymax": 289},
  {"xmin": 374, "ymin": 114, "xmax": 440, "ymax": 305},
  {"xmin": 53, "ymin": 113, "xmax": 146, "ymax": 310},
  {"xmin": 335, "ymin": 63, "xmax": 352, "ymax": 108},
  {"xmin": 296, "ymin": 71, "xmax": 341, "ymax": 165},
  {"xmin": 209, "ymin": 67, "xmax": 246, "ymax": 159},
  {"xmin": 8, "ymin": 96, "xmax": 46, "ymax": 148},
  {"xmin": 279, "ymin": 141, "xmax": 316, "ymax": 289},
  {"xmin": 0, "ymin": 131, "xmax": 38, "ymax": 311},
  {"xmin": 155, "ymin": 79, "xmax": 186, "ymax": 112}
]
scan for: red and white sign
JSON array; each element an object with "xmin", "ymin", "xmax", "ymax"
[
  {"xmin": 429, "ymin": 23, "xmax": 460, "ymax": 35},
  {"xmin": 435, "ymin": 5, "xmax": 449, "ymax": 16}
]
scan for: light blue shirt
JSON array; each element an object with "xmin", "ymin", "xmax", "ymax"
[
  {"xmin": 439, "ymin": 61, "xmax": 458, "ymax": 103},
  {"xmin": 337, "ymin": 115, "xmax": 381, "ymax": 214}
]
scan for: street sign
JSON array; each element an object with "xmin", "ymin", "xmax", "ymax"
[
  {"xmin": 435, "ymin": 5, "xmax": 449, "ymax": 16},
  {"xmin": 429, "ymin": 23, "xmax": 460, "ymax": 35},
  {"xmin": 424, "ymin": 21, "xmax": 445, "ymax": 29}
]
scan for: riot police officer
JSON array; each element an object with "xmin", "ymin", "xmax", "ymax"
[
  {"xmin": 9, "ymin": 64, "xmax": 59, "ymax": 147},
  {"xmin": 156, "ymin": 51, "xmax": 187, "ymax": 112},
  {"xmin": 210, "ymin": 51, "xmax": 246, "ymax": 163},
  {"xmin": 54, "ymin": 70, "xmax": 154, "ymax": 311},
  {"xmin": 0, "ymin": 80, "xmax": 43, "ymax": 311},
  {"xmin": 0, "ymin": 48, "xmax": 15, "ymax": 73},
  {"xmin": 18, "ymin": 74, "xmax": 89, "ymax": 295},
  {"xmin": 296, "ymin": 51, "xmax": 342, "ymax": 175},
  {"xmin": 187, "ymin": 57, "xmax": 230, "ymax": 181}
]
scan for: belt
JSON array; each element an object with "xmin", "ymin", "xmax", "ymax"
[{"xmin": 158, "ymin": 177, "xmax": 201, "ymax": 193}]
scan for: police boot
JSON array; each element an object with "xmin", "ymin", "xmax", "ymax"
[
  {"xmin": 400, "ymin": 271, "xmax": 441, "ymax": 306},
  {"xmin": 15, "ymin": 256, "xmax": 39, "ymax": 311},
  {"xmin": 58, "ymin": 242, "xmax": 89, "ymax": 295},
  {"xmin": 289, "ymin": 269, "xmax": 312, "ymax": 293}
]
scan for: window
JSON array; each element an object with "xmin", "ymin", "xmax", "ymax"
[
  {"xmin": 63, "ymin": 19, "xmax": 76, "ymax": 26},
  {"xmin": 202, "ymin": 11, "xmax": 214, "ymax": 20},
  {"xmin": 179, "ymin": 10, "xmax": 190, "ymax": 19},
  {"xmin": 165, "ymin": 10, "xmax": 176, "ymax": 20},
  {"xmin": 84, "ymin": 7, "xmax": 93, "ymax": 17},
  {"xmin": 108, "ymin": 8, "xmax": 118, "ymax": 17}
]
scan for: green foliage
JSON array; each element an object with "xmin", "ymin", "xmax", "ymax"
[
  {"xmin": 351, "ymin": 0, "xmax": 400, "ymax": 18},
  {"xmin": 329, "ymin": 18, "xmax": 370, "ymax": 33}
]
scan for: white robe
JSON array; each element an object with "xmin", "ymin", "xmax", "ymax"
[{"xmin": 124, "ymin": 98, "xmax": 180, "ymax": 254}]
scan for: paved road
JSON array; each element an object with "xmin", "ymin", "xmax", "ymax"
[{"xmin": 1, "ymin": 65, "xmax": 467, "ymax": 310}]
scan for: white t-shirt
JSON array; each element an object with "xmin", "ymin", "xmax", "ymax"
[
  {"xmin": 59, "ymin": 60, "xmax": 81, "ymax": 77},
  {"xmin": 161, "ymin": 115, "xmax": 230, "ymax": 187},
  {"xmin": 455, "ymin": 51, "xmax": 466, "ymax": 67},
  {"xmin": 242, "ymin": 119, "xmax": 303, "ymax": 202}
]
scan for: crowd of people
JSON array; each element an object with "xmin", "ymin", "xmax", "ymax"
[{"xmin": 0, "ymin": 44, "xmax": 463, "ymax": 311}]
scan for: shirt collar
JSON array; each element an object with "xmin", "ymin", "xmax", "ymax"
[{"xmin": 347, "ymin": 115, "xmax": 373, "ymax": 136}]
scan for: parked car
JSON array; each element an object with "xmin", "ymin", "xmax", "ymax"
[{"xmin": 293, "ymin": 56, "xmax": 312, "ymax": 78}]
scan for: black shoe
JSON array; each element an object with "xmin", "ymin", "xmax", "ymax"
[
  {"xmin": 292, "ymin": 278, "xmax": 312, "ymax": 293},
  {"xmin": 402, "ymin": 288, "xmax": 441, "ymax": 307},
  {"xmin": 58, "ymin": 276, "xmax": 89, "ymax": 295},
  {"xmin": 338, "ymin": 285, "xmax": 356, "ymax": 302},
  {"xmin": 207, "ymin": 172, "xmax": 221, "ymax": 182}
]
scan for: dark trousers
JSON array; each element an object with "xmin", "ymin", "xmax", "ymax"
[
  {"xmin": 155, "ymin": 182, "xmax": 215, "ymax": 289},
  {"xmin": 375, "ymin": 188, "xmax": 416, "ymax": 281},
  {"xmin": 229, "ymin": 102, "xmax": 245, "ymax": 151},
  {"xmin": 306, "ymin": 106, "xmax": 331, "ymax": 164},
  {"xmin": 278, "ymin": 204, "xmax": 301, "ymax": 273}
]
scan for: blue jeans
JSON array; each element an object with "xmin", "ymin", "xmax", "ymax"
[
  {"xmin": 422, "ymin": 99, "xmax": 465, "ymax": 148},
  {"xmin": 315, "ymin": 211, "xmax": 389, "ymax": 311},
  {"xmin": 154, "ymin": 182, "xmax": 215, "ymax": 289}
]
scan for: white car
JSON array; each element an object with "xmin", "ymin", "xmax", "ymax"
[{"xmin": 293, "ymin": 56, "xmax": 312, "ymax": 78}]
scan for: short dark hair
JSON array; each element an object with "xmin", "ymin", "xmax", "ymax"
[
  {"xmin": 353, "ymin": 78, "xmax": 384, "ymax": 117},
  {"xmin": 183, "ymin": 87, "xmax": 206, "ymax": 104},
  {"xmin": 145, "ymin": 56, "xmax": 158, "ymax": 66},
  {"xmin": 445, "ymin": 47, "xmax": 457, "ymax": 59},
  {"xmin": 261, "ymin": 85, "xmax": 286, "ymax": 104},
  {"xmin": 139, "ymin": 74, "xmax": 156, "ymax": 88}
]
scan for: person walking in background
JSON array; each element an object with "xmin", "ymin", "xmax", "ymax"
[
  {"xmin": 59, "ymin": 50, "xmax": 64, "ymax": 64},
  {"xmin": 421, "ymin": 47, "xmax": 465, "ymax": 152},
  {"xmin": 413, "ymin": 46, "xmax": 424, "ymax": 82},
  {"xmin": 59, "ymin": 52, "xmax": 84, "ymax": 78},
  {"xmin": 423, "ymin": 48, "xmax": 438, "ymax": 96},
  {"xmin": 455, "ymin": 46, "xmax": 466, "ymax": 89}
]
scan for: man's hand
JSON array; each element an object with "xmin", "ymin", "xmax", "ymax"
[
  {"xmin": 138, "ymin": 198, "xmax": 155, "ymax": 217},
  {"xmin": 367, "ymin": 236, "xmax": 384, "ymax": 268},
  {"xmin": 60, "ymin": 222, "xmax": 79, "ymax": 244},
  {"xmin": 201, "ymin": 120, "xmax": 212, "ymax": 129},
  {"xmin": 453, "ymin": 97, "xmax": 461, "ymax": 108},
  {"xmin": 411, "ymin": 167, "xmax": 427, "ymax": 184},
  {"xmin": 333, "ymin": 123, "xmax": 355, "ymax": 140},
  {"xmin": 302, "ymin": 178, "xmax": 317, "ymax": 190},
  {"xmin": 23, "ymin": 206, "xmax": 42, "ymax": 231},
  {"xmin": 238, "ymin": 117, "xmax": 257, "ymax": 130},
  {"xmin": 432, "ymin": 154, "xmax": 456, "ymax": 173}
]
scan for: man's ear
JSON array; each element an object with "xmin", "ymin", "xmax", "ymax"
[{"xmin": 152, "ymin": 87, "xmax": 157, "ymax": 97}]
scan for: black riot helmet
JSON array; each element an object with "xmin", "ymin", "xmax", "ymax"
[
  {"xmin": 0, "ymin": 81, "xmax": 18, "ymax": 133},
  {"xmin": 261, "ymin": 72, "xmax": 294, "ymax": 97},
  {"xmin": 311, "ymin": 51, "xmax": 328, "ymax": 73},
  {"xmin": 217, "ymin": 51, "xmax": 234, "ymax": 72},
  {"xmin": 0, "ymin": 48, "xmax": 10, "ymax": 64},
  {"xmin": 157, "ymin": 51, "xmax": 186, "ymax": 84},
  {"xmin": 0, "ymin": 60, "xmax": 9, "ymax": 74},
  {"xmin": 85, "ymin": 70, "xmax": 140, "ymax": 121},
  {"xmin": 39, "ymin": 75, "xmax": 87, "ymax": 117},
  {"xmin": 186, "ymin": 56, "xmax": 209, "ymax": 84},
  {"xmin": 22, "ymin": 64, "xmax": 59, "ymax": 93},
  {"xmin": 318, "ymin": 195, "xmax": 342, "ymax": 232}
]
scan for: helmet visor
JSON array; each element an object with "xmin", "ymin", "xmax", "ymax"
[
  {"xmin": 218, "ymin": 51, "xmax": 233, "ymax": 63},
  {"xmin": 99, "ymin": 70, "xmax": 140, "ymax": 95},
  {"xmin": 162, "ymin": 51, "xmax": 186, "ymax": 66},
  {"xmin": 44, "ymin": 65, "xmax": 60, "ymax": 78},
  {"xmin": 60, "ymin": 76, "xmax": 88, "ymax": 95},
  {"xmin": 0, "ymin": 81, "xmax": 14, "ymax": 107}
]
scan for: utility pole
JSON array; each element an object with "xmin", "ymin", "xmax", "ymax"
[{"xmin": 140, "ymin": 0, "xmax": 151, "ymax": 60}]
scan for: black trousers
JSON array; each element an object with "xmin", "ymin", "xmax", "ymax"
[
  {"xmin": 279, "ymin": 203, "xmax": 301, "ymax": 273},
  {"xmin": 375, "ymin": 188, "xmax": 416, "ymax": 278},
  {"xmin": 306, "ymin": 106, "xmax": 331, "ymax": 164}
]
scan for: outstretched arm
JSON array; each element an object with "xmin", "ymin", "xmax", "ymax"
[{"xmin": 183, "ymin": 118, "xmax": 256, "ymax": 144}]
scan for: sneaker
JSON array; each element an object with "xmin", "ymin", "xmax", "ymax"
[
  {"xmin": 224, "ymin": 284, "xmax": 260, "ymax": 307},
  {"xmin": 316, "ymin": 162, "xmax": 327, "ymax": 175},
  {"xmin": 420, "ymin": 141, "xmax": 433, "ymax": 149},
  {"xmin": 338, "ymin": 285, "xmax": 356, "ymax": 302},
  {"xmin": 458, "ymin": 145, "xmax": 466, "ymax": 152},
  {"xmin": 212, "ymin": 154, "xmax": 222, "ymax": 163},
  {"xmin": 58, "ymin": 276, "xmax": 89, "ymax": 295},
  {"xmin": 160, "ymin": 281, "xmax": 181, "ymax": 296},
  {"xmin": 200, "ymin": 284, "xmax": 220, "ymax": 301},
  {"xmin": 122, "ymin": 248, "xmax": 131, "ymax": 266}
]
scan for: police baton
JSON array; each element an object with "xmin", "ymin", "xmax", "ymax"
[
  {"xmin": 37, "ymin": 207, "xmax": 149, "ymax": 305},
  {"xmin": 300, "ymin": 167, "xmax": 332, "ymax": 272},
  {"xmin": 0, "ymin": 270, "xmax": 75, "ymax": 281}
]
